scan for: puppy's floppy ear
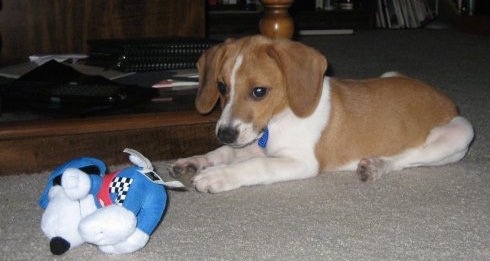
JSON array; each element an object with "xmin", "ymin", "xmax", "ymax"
[
  {"xmin": 195, "ymin": 43, "xmax": 226, "ymax": 114},
  {"xmin": 267, "ymin": 40, "xmax": 328, "ymax": 117}
]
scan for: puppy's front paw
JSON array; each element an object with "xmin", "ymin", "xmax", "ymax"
[
  {"xmin": 171, "ymin": 156, "xmax": 211, "ymax": 173},
  {"xmin": 170, "ymin": 163, "xmax": 198, "ymax": 188},
  {"xmin": 170, "ymin": 156, "xmax": 211, "ymax": 187},
  {"xmin": 192, "ymin": 167, "xmax": 240, "ymax": 193}
]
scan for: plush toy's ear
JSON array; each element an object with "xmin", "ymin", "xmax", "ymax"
[
  {"xmin": 266, "ymin": 40, "xmax": 328, "ymax": 118},
  {"xmin": 195, "ymin": 42, "xmax": 229, "ymax": 114}
]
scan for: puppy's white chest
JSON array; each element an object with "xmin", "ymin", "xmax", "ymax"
[{"xmin": 265, "ymin": 79, "xmax": 331, "ymax": 157}]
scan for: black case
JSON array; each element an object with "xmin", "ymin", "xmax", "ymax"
[{"xmin": 1, "ymin": 60, "xmax": 157, "ymax": 116}]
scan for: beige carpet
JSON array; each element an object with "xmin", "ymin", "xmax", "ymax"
[{"xmin": 1, "ymin": 28, "xmax": 489, "ymax": 260}]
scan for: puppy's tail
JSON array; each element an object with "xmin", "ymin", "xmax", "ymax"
[{"xmin": 380, "ymin": 71, "xmax": 405, "ymax": 78}]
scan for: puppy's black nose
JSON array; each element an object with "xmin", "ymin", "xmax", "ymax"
[{"xmin": 217, "ymin": 127, "xmax": 238, "ymax": 144}]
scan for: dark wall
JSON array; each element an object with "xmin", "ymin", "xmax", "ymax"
[{"xmin": 0, "ymin": 0, "xmax": 205, "ymax": 66}]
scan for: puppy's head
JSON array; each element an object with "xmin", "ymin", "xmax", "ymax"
[{"xmin": 196, "ymin": 35, "xmax": 327, "ymax": 147}]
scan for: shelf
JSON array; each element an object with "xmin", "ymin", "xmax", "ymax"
[
  {"xmin": 207, "ymin": 8, "xmax": 374, "ymax": 35},
  {"xmin": 295, "ymin": 9, "xmax": 374, "ymax": 30}
]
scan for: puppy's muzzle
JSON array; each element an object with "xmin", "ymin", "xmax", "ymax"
[{"xmin": 217, "ymin": 127, "xmax": 238, "ymax": 144}]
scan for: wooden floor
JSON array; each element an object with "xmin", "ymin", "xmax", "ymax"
[{"xmin": 0, "ymin": 110, "xmax": 221, "ymax": 175}]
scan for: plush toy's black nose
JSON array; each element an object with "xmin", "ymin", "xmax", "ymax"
[
  {"xmin": 217, "ymin": 127, "xmax": 238, "ymax": 144},
  {"xmin": 50, "ymin": 236, "xmax": 71, "ymax": 255}
]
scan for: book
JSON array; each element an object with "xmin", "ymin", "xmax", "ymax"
[
  {"xmin": 375, "ymin": 0, "xmax": 434, "ymax": 29},
  {"xmin": 152, "ymin": 70, "xmax": 199, "ymax": 90}
]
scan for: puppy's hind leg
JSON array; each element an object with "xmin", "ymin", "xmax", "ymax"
[{"xmin": 357, "ymin": 116, "xmax": 474, "ymax": 181}]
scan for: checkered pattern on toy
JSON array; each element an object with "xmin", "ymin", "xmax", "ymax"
[{"xmin": 109, "ymin": 177, "xmax": 133, "ymax": 205}]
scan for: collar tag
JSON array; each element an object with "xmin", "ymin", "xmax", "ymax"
[{"xmin": 257, "ymin": 127, "xmax": 269, "ymax": 148}]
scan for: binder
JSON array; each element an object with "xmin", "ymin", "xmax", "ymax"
[{"xmin": 87, "ymin": 38, "xmax": 222, "ymax": 72}]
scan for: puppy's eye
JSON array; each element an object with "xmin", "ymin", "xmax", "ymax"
[
  {"xmin": 217, "ymin": 82, "xmax": 227, "ymax": 95},
  {"xmin": 251, "ymin": 87, "xmax": 268, "ymax": 100}
]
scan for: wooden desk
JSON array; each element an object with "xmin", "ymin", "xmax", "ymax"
[
  {"xmin": 0, "ymin": 111, "xmax": 221, "ymax": 174},
  {"xmin": 0, "ymin": 0, "xmax": 215, "ymax": 174}
]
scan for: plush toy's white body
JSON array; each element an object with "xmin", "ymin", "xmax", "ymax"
[
  {"xmin": 41, "ymin": 168, "xmax": 149, "ymax": 254},
  {"xmin": 39, "ymin": 149, "xmax": 182, "ymax": 255},
  {"xmin": 41, "ymin": 182, "xmax": 98, "ymax": 253}
]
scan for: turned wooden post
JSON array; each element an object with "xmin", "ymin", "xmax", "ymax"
[{"xmin": 259, "ymin": 0, "xmax": 295, "ymax": 39}]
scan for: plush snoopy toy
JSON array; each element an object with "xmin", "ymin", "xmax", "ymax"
[{"xmin": 39, "ymin": 148, "xmax": 184, "ymax": 255}]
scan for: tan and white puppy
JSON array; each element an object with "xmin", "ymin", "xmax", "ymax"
[{"xmin": 171, "ymin": 35, "xmax": 474, "ymax": 193}]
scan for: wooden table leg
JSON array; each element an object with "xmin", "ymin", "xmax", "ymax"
[{"xmin": 259, "ymin": 0, "xmax": 295, "ymax": 39}]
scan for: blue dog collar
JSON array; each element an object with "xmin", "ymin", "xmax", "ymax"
[{"xmin": 257, "ymin": 127, "xmax": 269, "ymax": 148}]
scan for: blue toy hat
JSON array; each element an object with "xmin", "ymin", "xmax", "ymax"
[{"xmin": 39, "ymin": 157, "xmax": 106, "ymax": 209}]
